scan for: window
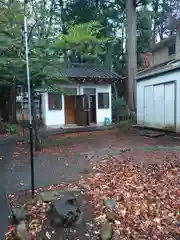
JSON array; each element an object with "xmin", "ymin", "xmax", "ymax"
[
  {"xmin": 168, "ymin": 44, "xmax": 176, "ymax": 56},
  {"xmin": 98, "ymin": 93, "xmax": 109, "ymax": 109},
  {"xmin": 48, "ymin": 93, "xmax": 62, "ymax": 110}
]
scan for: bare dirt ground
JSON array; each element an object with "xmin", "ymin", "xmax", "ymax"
[{"xmin": 8, "ymin": 128, "xmax": 180, "ymax": 193}]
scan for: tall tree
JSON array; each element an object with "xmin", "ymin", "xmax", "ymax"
[
  {"xmin": 126, "ymin": 0, "xmax": 136, "ymax": 111},
  {"xmin": 55, "ymin": 21, "xmax": 108, "ymax": 63},
  {"xmin": 65, "ymin": 0, "xmax": 98, "ymax": 24},
  {"xmin": 137, "ymin": 6, "xmax": 152, "ymax": 67},
  {"xmin": 0, "ymin": 0, "xmax": 25, "ymax": 122},
  {"xmin": 150, "ymin": 0, "xmax": 180, "ymax": 43}
]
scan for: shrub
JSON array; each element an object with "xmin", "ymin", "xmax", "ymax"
[
  {"xmin": 112, "ymin": 97, "xmax": 136, "ymax": 122},
  {"xmin": 5, "ymin": 123, "xmax": 17, "ymax": 134}
]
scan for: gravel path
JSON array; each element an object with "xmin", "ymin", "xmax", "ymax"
[
  {"xmin": 0, "ymin": 140, "xmax": 16, "ymax": 239},
  {"xmin": 7, "ymin": 129, "xmax": 180, "ymax": 193}
]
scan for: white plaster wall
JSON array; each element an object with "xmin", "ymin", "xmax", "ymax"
[
  {"xmin": 42, "ymin": 83, "xmax": 112, "ymax": 127},
  {"xmin": 136, "ymin": 69, "xmax": 180, "ymax": 132},
  {"xmin": 42, "ymin": 84, "xmax": 79, "ymax": 127},
  {"xmin": 43, "ymin": 92, "xmax": 65, "ymax": 127}
]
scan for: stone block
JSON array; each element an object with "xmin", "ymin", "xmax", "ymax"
[
  {"xmin": 39, "ymin": 191, "xmax": 60, "ymax": 202},
  {"xmin": 50, "ymin": 196, "xmax": 80, "ymax": 228},
  {"xmin": 100, "ymin": 220, "xmax": 113, "ymax": 240},
  {"xmin": 39, "ymin": 189, "xmax": 80, "ymax": 203},
  {"xmin": 12, "ymin": 204, "xmax": 28, "ymax": 224},
  {"xmin": 16, "ymin": 221, "xmax": 31, "ymax": 240}
]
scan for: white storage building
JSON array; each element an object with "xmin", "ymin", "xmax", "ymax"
[{"xmin": 136, "ymin": 62, "xmax": 180, "ymax": 132}]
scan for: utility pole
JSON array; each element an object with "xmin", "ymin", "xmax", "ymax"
[
  {"xmin": 24, "ymin": 0, "xmax": 35, "ymax": 196},
  {"xmin": 127, "ymin": 0, "xmax": 137, "ymax": 111}
]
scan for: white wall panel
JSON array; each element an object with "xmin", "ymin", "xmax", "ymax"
[
  {"xmin": 164, "ymin": 82, "xmax": 175, "ymax": 127},
  {"xmin": 144, "ymin": 85, "xmax": 154, "ymax": 126},
  {"xmin": 153, "ymin": 84, "xmax": 165, "ymax": 127}
]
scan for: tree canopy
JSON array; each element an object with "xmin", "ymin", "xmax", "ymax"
[{"xmin": 0, "ymin": 0, "xmax": 179, "ymax": 84}]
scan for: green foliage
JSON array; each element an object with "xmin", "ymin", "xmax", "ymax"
[
  {"xmin": 136, "ymin": 0, "xmax": 149, "ymax": 6},
  {"xmin": 65, "ymin": 0, "xmax": 98, "ymax": 24},
  {"xmin": 56, "ymin": 21, "xmax": 106, "ymax": 47},
  {"xmin": 5, "ymin": 123, "xmax": 17, "ymax": 134},
  {"xmin": 137, "ymin": 7, "xmax": 152, "ymax": 53},
  {"xmin": 0, "ymin": 0, "xmax": 68, "ymax": 87},
  {"xmin": 112, "ymin": 96, "xmax": 127, "ymax": 121},
  {"xmin": 136, "ymin": 6, "xmax": 152, "ymax": 68},
  {"xmin": 117, "ymin": 120, "xmax": 134, "ymax": 130},
  {"xmin": 55, "ymin": 21, "xmax": 109, "ymax": 63},
  {"xmin": 150, "ymin": 0, "xmax": 180, "ymax": 41},
  {"xmin": 0, "ymin": 0, "xmax": 25, "ymax": 85},
  {"xmin": 112, "ymin": 97, "xmax": 127, "ymax": 111},
  {"xmin": 0, "ymin": 0, "xmax": 178, "ymax": 96},
  {"xmin": 0, "ymin": 0, "xmax": 109, "ymax": 87},
  {"xmin": 0, "ymin": 0, "xmax": 157, "ymax": 88},
  {"xmin": 112, "ymin": 96, "xmax": 136, "ymax": 122}
]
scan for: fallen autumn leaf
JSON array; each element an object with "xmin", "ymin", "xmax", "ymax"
[{"xmin": 80, "ymin": 157, "xmax": 180, "ymax": 239}]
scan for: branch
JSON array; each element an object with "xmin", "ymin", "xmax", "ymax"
[
  {"xmin": 0, "ymin": 0, "xmax": 8, "ymax": 6},
  {"xmin": 28, "ymin": 23, "xmax": 36, "ymax": 42},
  {"xmin": 45, "ymin": 0, "xmax": 55, "ymax": 38}
]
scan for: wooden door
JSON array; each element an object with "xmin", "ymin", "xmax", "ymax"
[
  {"xmin": 64, "ymin": 96, "xmax": 76, "ymax": 124},
  {"xmin": 76, "ymin": 95, "xmax": 90, "ymax": 126}
]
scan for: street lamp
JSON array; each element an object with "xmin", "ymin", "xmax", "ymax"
[{"xmin": 24, "ymin": 0, "xmax": 35, "ymax": 196}]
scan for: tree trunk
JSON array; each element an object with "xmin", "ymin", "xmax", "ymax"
[
  {"xmin": 0, "ymin": 117, "xmax": 5, "ymax": 134},
  {"xmin": 127, "ymin": 0, "xmax": 137, "ymax": 111},
  {"xmin": 9, "ymin": 79, "xmax": 17, "ymax": 123},
  {"xmin": 113, "ymin": 82, "xmax": 118, "ymax": 100},
  {"xmin": 153, "ymin": 20, "xmax": 157, "ymax": 44},
  {"xmin": 105, "ymin": 42, "xmax": 112, "ymax": 71},
  {"xmin": 31, "ymin": 92, "xmax": 41, "ymax": 151},
  {"xmin": 152, "ymin": 0, "xmax": 159, "ymax": 44},
  {"xmin": 0, "ymin": 85, "xmax": 11, "ymax": 122}
]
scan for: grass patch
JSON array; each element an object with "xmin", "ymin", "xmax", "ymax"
[
  {"xmin": 0, "ymin": 140, "xmax": 8, "ymax": 145},
  {"xmin": 117, "ymin": 120, "xmax": 134, "ymax": 131}
]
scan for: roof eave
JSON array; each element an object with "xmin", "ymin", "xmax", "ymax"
[
  {"xmin": 76, "ymin": 77, "xmax": 120, "ymax": 82},
  {"xmin": 136, "ymin": 63, "xmax": 180, "ymax": 81}
]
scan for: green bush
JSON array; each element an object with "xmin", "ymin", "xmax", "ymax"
[
  {"xmin": 118, "ymin": 120, "xmax": 134, "ymax": 130},
  {"xmin": 112, "ymin": 97, "xmax": 127, "ymax": 121},
  {"xmin": 5, "ymin": 123, "xmax": 17, "ymax": 134},
  {"xmin": 112, "ymin": 96, "xmax": 136, "ymax": 123}
]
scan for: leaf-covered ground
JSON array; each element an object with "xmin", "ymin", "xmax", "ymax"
[{"xmin": 80, "ymin": 157, "xmax": 180, "ymax": 239}]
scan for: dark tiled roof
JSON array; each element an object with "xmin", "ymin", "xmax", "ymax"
[
  {"xmin": 136, "ymin": 59, "xmax": 180, "ymax": 81},
  {"xmin": 58, "ymin": 63, "xmax": 121, "ymax": 80},
  {"xmin": 137, "ymin": 59, "xmax": 178, "ymax": 77}
]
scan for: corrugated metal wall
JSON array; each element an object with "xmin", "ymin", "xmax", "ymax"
[
  {"xmin": 143, "ymin": 82, "xmax": 175, "ymax": 129},
  {"xmin": 137, "ymin": 70, "xmax": 178, "ymax": 131}
]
